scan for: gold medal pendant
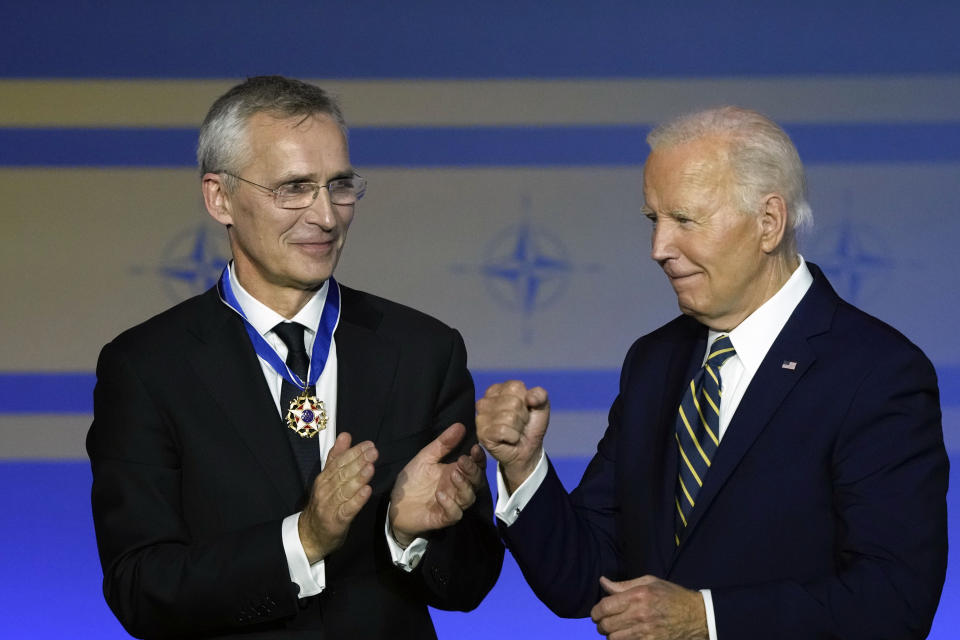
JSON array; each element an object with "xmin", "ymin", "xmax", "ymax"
[{"xmin": 286, "ymin": 390, "xmax": 327, "ymax": 438}]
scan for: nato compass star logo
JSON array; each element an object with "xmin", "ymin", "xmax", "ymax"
[
  {"xmin": 453, "ymin": 217, "xmax": 601, "ymax": 341},
  {"xmin": 808, "ymin": 219, "xmax": 895, "ymax": 304},
  {"xmin": 133, "ymin": 223, "xmax": 231, "ymax": 303},
  {"xmin": 481, "ymin": 222, "xmax": 572, "ymax": 313}
]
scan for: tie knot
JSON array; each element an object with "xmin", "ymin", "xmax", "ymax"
[
  {"xmin": 707, "ymin": 334, "xmax": 736, "ymax": 368},
  {"xmin": 272, "ymin": 322, "xmax": 307, "ymax": 356}
]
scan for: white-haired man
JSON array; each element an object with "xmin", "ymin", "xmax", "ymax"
[{"xmin": 477, "ymin": 106, "xmax": 947, "ymax": 639}]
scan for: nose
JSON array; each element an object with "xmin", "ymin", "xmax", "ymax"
[
  {"xmin": 650, "ymin": 218, "xmax": 674, "ymax": 265},
  {"xmin": 302, "ymin": 188, "xmax": 338, "ymax": 230}
]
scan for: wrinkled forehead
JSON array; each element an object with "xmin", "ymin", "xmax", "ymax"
[
  {"xmin": 233, "ymin": 111, "xmax": 352, "ymax": 181},
  {"xmin": 643, "ymin": 137, "xmax": 734, "ymax": 203},
  {"xmin": 646, "ymin": 134, "xmax": 732, "ymax": 177},
  {"xmin": 243, "ymin": 110, "xmax": 340, "ymax": 138},
  {"xmin": 245, "ymin": 111, "xmax": 347, "ymax": 150}
]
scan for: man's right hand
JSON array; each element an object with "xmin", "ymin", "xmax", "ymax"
[
  {"xmin": 298, "ymin": 432, "xmax": 378, "ymax": 564},
  {"xmin": 476, "ymin": 381, "xmax": 550, "ymax": 494}
]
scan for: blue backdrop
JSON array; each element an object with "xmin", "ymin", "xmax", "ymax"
[{"xmin": 1, "ymin": 2, "xmax": 957, "ymax": 637}]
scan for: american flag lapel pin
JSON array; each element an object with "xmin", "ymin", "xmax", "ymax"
[{"xmin": 782, "ymin": 360, "xmax": 797, "ymax": 370}]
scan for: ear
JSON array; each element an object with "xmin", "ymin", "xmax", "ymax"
[
  {"xmin": 202, "ymin": 173, "xmax": 235, "ymax": 227},
  {"xmin": 759, "ymin": 193, "xmax": 788, "ymax": 253}
]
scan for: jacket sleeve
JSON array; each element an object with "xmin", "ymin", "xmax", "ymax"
[
  {"xmin": 87, "ymin": 340, "xmax": 302, "ymax": 639},
  {"xmin": 403, "ymin": 329, "xmax": 505, "ymax": 611},
  {"xmin": 497, "ymin": 345, "xmax": 636, "ymax": 618}
]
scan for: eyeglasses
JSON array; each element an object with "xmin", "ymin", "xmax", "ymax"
[{"xmin": 224, "ymin": 173, "xmax": 367, "ymax": 208}]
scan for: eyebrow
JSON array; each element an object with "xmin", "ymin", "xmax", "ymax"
[
  {"xmin": 329, "ymin": 168, "xmax": 357, "ymax": 181},
  {"xmin": 274, "ymin": 168, "xmax": 356, "ymax": 185},
  {"xmin": 640, "ymin": 206, "xmax": 694, "ymax": 220}
]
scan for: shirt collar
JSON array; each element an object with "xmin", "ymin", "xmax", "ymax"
[
  {"xmin": 228, "ymin": 261, "xmax": 329, "ymax": 338},
  {"xmin": 707, "ymin": 256, "xmax": 813, "ymax": 370}
]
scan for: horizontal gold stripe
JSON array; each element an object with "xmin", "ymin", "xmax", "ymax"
[
  {"xmin": 2, "ymin": 75, "xmax": 960, "ymax": 127},
  {"xmin": 0, "ymin": 415, "xmax": 91, "ymax": 459},
  {"xmin": 0, "ymin": 80, "xmax": 234, "ymax": 127}
]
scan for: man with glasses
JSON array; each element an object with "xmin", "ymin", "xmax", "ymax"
[{"xmin": 88, "ymin": 76, "xmax": 503, "ymax": 639}]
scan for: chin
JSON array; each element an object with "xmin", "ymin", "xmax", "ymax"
[
  {"xmin": 303, "ymin": 272, "xmax": 335, "ymax": 288},
  {"xmin": 675, "ymin": 295, "xmax": 697, "ymax": 314},
  {"xmin": 677, "ymin": 300, "xmax": 709, "ymax": 322},
  {"xmin": 295, "ymin": 258, "xmax": 339, "ymax": 283},
  {"xmin": 281, "ymin": 270, "xmax": 331, "ymax": 292}
]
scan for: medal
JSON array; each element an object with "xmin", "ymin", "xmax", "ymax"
[
  {"xmin": 218, "ymin": 264, "xmax": 341, "ymax": 439},
  {"xmin": 286, "ymin": 391, "xmax": 327, "ymax": 438}
]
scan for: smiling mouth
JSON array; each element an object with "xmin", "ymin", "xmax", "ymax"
[{"xmin": 293, "ymin": 240, "xmax": 337, "ymax": 254}]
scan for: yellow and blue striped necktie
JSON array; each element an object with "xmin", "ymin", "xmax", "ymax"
[{"xmin": 674, "ymin": 333, "xmax": 737, "ymax": 544}]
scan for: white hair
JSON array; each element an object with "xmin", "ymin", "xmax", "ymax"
[{"xmin": 647, "ymin": 106, "xmax": 812, "ymax": 250}]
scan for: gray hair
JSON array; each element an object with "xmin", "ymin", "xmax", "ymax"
[
  {"xmin": 647, "ymin": 106, "xmax": 812, "ymax": 247},
  {"xmin": 197, "ymin": 75, "xmax": 347, "ymax": 190}
]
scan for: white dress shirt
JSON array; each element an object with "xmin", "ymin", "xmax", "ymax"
[
  {"xmin": 227, "ymin": 264, "xmax": 426, "ymax": 598},
  {"xmin": 496, "ymin": 258, "xmax": 814, "ymax": 638}
]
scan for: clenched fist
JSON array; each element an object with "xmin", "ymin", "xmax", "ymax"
[{"xmin": 475, "ymin": 380, "xmax": 550, "ymax": 494}]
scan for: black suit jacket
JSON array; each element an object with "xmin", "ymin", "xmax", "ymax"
[
  {"xmin": 88, "ymin": 284, "xmax": 503, "ymax": 639},
  {"xmin": 502, "ymin": 264, "xmax": 948, "ymax": 639}
]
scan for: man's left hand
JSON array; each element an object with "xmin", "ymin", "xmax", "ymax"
[
  {"xmin": 591, "ymin": 575, "xmax": 708, "ymax": 640},
  {"xmin": 389, "ymin": 423, "xmax": 486, "ymax": 547}
]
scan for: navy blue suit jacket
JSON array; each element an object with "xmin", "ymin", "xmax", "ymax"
[{"xmin": 502, "ymin": 264, "xmax": 948, "ymax": 639}]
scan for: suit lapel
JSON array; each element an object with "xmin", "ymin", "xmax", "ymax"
[
  {"xmin": 672, "ymin": 266, "xmax": 837, "ymax": 554},
  {"xmin": 335, "ymin": 287, "xmax": 399, "ymax": 445},
  {"xmin": 676, "ymin": 331, "xmax": 815, "ymax": 548},
  {"xmin": 187, "ymin": 289, "xmax": 303, "ymax": 511}
]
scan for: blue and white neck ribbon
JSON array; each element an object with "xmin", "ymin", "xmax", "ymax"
[{"xmin": 217, "ymin": 265, "xmax": 341, "ymax": 391}]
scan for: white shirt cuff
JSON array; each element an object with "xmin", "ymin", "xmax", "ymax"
[
  {"xmin": 495, "ymin": 449, "xmax": 548, "ymax": 526},
  {"xmin": 384, "ymin": 507, "xmax": 428, "ymax": 571},
  {"xmin": 700, "ymin": 589, "xmax": 718, "ymax": 640},
  {"xmin": 282, "ymin": 512, "xmax": 325, "ymax": 598}
]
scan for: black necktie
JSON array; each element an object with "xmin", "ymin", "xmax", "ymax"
[{"xmin": 272, "ymin": 322, "xmax": 321, "ymax": 486}]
